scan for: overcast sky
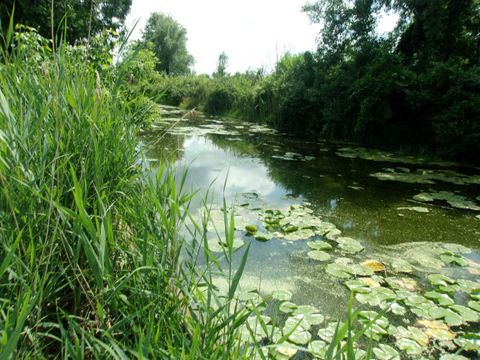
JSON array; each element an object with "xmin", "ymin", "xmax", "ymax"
[{"xmin": 126, "ymin": 1, "xmax": 397, "ymax": 75}]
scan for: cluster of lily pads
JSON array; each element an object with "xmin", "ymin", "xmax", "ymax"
[
  {"xmin": 371, "ymin": 167, "xmax": 480, "ymax": 186},
  {"xmin": 413, "ymin": 191, "xmax": 480, "ymax": 212},
  {"xmin": 272, "ymin": 152, "xmax": 316, "ymax": 162},
  {"xmin": 336, "ymin": 147, "xmax": 456, "ymax": 167},
  {"xmin": 209, "ymin": 201, "xmax": 480, "ymax": 359}
]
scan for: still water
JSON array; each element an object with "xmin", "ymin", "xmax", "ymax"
[{"xmin": 142, "ymin": 106, "xmax": 480, "ymax": 322}]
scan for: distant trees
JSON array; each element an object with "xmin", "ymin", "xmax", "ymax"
[
  {"xmin": 141, "ymin": 12, "xmax": 194, "ymax": 75},
  {"xmin": 214, "ymin": 52, "xmax": 229, "ymax": 77},
  {"xmin": 0, "ymin": 0, "xmax": 132, "ymax": 43}
]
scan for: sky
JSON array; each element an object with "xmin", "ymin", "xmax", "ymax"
[
  {"xmin": 126, "ymin": 0, "xmax": 397, "ymax": 75},
  {"xmin": 126, "ymin": 0, "xmax": 320, "ymax": 75}
]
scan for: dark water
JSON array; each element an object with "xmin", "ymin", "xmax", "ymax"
[{"xmin": 142, "ymin": 109, "xmax": 480, "ymax": 319}]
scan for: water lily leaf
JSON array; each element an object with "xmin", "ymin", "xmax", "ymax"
[
  {"xmin": 284, "ymin": 316, "xmax": 310, "ymax": 332},
  {"xmin": 283, "ymin": 228, "xmax": 316, "ymax": 241},
  {"xmin": 317, "ymin": 322, "xmax": 346, "ymax": 342},
  {"xmin": 390, "ymin": 258, "xmax": 413, "ymax": 273},
  {"xmin": 416, "ymin": 319, "xmax": 456, "ymax": 341},
  {"xmin": 396, "ymin": 338, "xmax": 424, "ymax": 355},
  {"xmin": 402, "ymin": 293, "xmax": 429, "ymax": 308},
  {"xmin": 454, "ymin": 333, "xmax": 480, "ymax": 352},
  {"xmin": 285, "ymin": 326, "xmax": 311, "ymax": 345},
  {"xmin": 275, "ymin": 344, "xmax": 298, "ymax": 358},
  {"xmin": 335, "ymin": 237, "xmax": 364, "ymax": 253},
  {"xmin": 360, "ymin": 277, "xmax": 382, "ymax": 288},
  {"xmin": 380, "ymin": 301, "xmax": 406, "ymax": 316},
  {"xmin": 271, "ymin": 290, "xmax": 293, "ymax": 302},
  {"xmin": 439, "ymin": 355, "xmax": 470, "ymax": 360},
  {"xmin": 440, "ymin": 243, "xmax": 472, "ymax": 254},
  {"xmin": 360, "ymin": 259, "xmax": 386, "ymax": 272},
  {"xmin": 309, "ymin": 340, "xmax": 327, "ymax": 358},
  {"xmin": 245, "ymin": 225, "xmax": 257, "ymax": 233},
  {"xmin": 292, "ymin": 305, "xmax": 318, "ymax": 316},
  {"xmin": 345, "ymin": 279, "xmax": 372, "ymax": 293},
  {"xmin": 207, "ymin": 237, "xmax": 244, "ymax": 253},
  {"xmin": 385, "ymin": 277, "xmax": 419, "ymax": 292},
  {"xmin": 428, "ymin": 274, "xmax": 456, "ymax": 287},
  {"xmin": 304, "ymin": 313, "xmax": 325, "ymax": 326},
  {"xmin": 397, "ymin": 206, "xmax": 430, "ymax": 213},
  {"xmin": 414, "ymin": 193, "xmax": 435, "ymax": 202},
  {"xmin": 325, "ymin": 263, "xmax": 354, "ymax": 279},
  {"xmin": 325, "ymin": 228, "xmax": 342, "ymax": 240},
  {"xmin": 410, "ymin": 301, "xmax": 439, "ymax": 319},
  {"xmin": 254, "ymin": 232, "xmax": 273, "ymax": 242},
  {"xmin": 356, "ymin": 287, "xmax": 396, "ymax": 306},
  {"xmin": 450, "ymin": 305, "xmax": 480, "ymax": 323},
  {"xmin": 307, "ymin": 250, "xmax": 331, "ymax": 262},
  {"xmin": 429, "ymin": 308, "xmax": 464, "ymax": 326},
  {"xmin": 279, "ymin": 301, "xmax": 297, "ymax": 314},
  {"xmin": 457, "ymin": 279, "xmax": 480, "ymax": 294},
  {"xmin": 440, "ymin": 252, "xmax": 467, "ymax": 266},
  {"xmin": 468, "ymin": 301, "xmax": 480, "ymax": 312},
  {"xmin": 373, "ymin": 344, "xmax": 400, "ymax": 360},
  {"xmin": 307, "ymin": 240, "xmax": 333, "ymax": 251},
  {"xmin": 424, "ymin": 291, "xmax": 455, "ymax": 306}
]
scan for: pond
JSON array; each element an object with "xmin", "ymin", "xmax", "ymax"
[{"xmin": 142, "ymin": 106, "xmax": 480, "ymax": 359}]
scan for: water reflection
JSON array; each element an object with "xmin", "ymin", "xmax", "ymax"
[{"xmin": 143, "ymin": 113, "xmax": 480, "ymax": 312}]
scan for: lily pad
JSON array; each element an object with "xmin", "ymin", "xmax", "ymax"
[
  {"xmin": 450, "ymin": 305, "xmax": 480, "ymax": 323},
  {"xmin": 397, "ymin": 206, "xmax": 430, "ymax": 213},
  {"xmin": 468, "ymin": 301, "xmax": 480, "ymax": 312},
  {"xmin": 279, "ymin": 301, "xmax": 297, "ymax": 314},
  {"xmin": 356, "ymin": 287, "xmax": 396, "ymax": 306},
  {"xmin": 307, "ymin": 240, "xmax": 333, "ymax": 251},
  {"xmin": 254, "ymin": 232, "xmax": 273, "ymax": 242},
  {"xmin": 424, "ymin": 291, "xmax": 455, "ymax": 306},
  {"xmin": 309, "ymin": 340, "xmax": 327, "ymax": 358},
  {"xmin": 245, "ymin": 225, "xmax": 258, "ymax": 233},
  {"xmin": 390, "ymin": 258, "xmax": 413, "ymax": 273},
  {"xmin": 307, "ymin": 250, "xmax": 331, "ymax": 262},
  {"xmin": 429, "ymin": 308, "xmax": 464, "ymax": 326},
  {"xmin": 454, "ymin": 333, "xmax": 480, "ymax": 352},
  {"xmin": 428, "ymin": 274, "xmax": 456, "ymax": 287},
  {"xmin": 271, "ymin": 290, "xmax": 293, "ymax": 302},
  {"xmin": 335, "ymin": 237, "xmax": 364, "ymax": 254},
  {"xmin": 345, "ymin": 279, "xmax": 372, "ymax": 294},
  {"xmin": 395, "ymin": 338, "xmax": 424, "ymax": 355},
  {"xmin": 416, "ymin": 319, "xmax": 456, "ymax": 341},
  {"xmin": 440, "ymin": 252, "xmax": 468, "ymax": 266},
  {"xmin": 325, "ymin": 263, "xmax": 354, "ymax": 279},
  {"xmin": 292, "ymin": 305, "xmax": 318, "ymax": 316},
  {"xmin": 373, "ymin": 344, "xmax": 400, "ymax": 360},
  {"xmin": 385, "ymin": 277, "xmax": 419, "ymax": 292},
  {"xmin": 360, "ymin": 260, "xmax": 386, "ymax": 272}
]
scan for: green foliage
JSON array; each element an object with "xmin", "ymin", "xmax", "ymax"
[
  {"xmin": 0, "ymin": 27, "xmax": 257, "ymax": 358},
  {"xmin": 0, "ymin": 0, "xmax": 132, "ymax": 43},
  {"xmin": 214, "ymin": 51, "xmax": 229, "ymax": 78},
  {"xmin": 141, "ymin": 12, "xmax": 194, "ymax": 75}
]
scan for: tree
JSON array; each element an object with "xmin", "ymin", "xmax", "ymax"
[
  {"xmin": 213, "ymin": 52, "xmax": 228, "ymax": 77},
  {"xmin": 142, "ymin": 12, "xmax": 194, "ymax": 75},
  {"xmin": 0, "ymin": 0, "xmax": 132, "ymax": 44}
]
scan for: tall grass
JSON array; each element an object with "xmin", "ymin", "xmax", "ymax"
[{"xmin": 0, "ymin": 24, "xmax": 255, "ymax": 359}]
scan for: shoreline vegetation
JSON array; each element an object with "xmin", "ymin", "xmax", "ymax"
[{"xmin": 1, "ymin": 0, "xmax": 480, "ymax": 358}]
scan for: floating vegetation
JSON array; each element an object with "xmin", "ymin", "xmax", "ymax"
[
  {"xmin": 272, "ymin": 151, "xmax": 316, "ymax": 162},
  {"xmin": 336, "ymin": 147, "xmax": 457, "ymax": 167},
  {"xmin": 371, "ymin": 168, "xmax": 480, "ymax": 186},
  {"xmin": 397, "ymin": 206, "xmax": 430, "ymax": 213},
  {"xmin": 413, "ymin": 191, "xmax": 480, "ymax": 211}
]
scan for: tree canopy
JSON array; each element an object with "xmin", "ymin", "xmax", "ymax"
[
  {"xmin": 141, "ymin": 12, "xmax": 194, "ymax": 75},
  {"xmin": 0, "ymin": 0, "xmax": 132, "ymax": 43}
]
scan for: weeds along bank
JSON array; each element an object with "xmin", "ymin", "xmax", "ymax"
[{"xmin": 0, "ymin": 27, "xmax": 255, "ymax": 358}]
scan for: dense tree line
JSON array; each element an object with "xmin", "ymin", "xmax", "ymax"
[{"xmin": 150, "ymin": 0, "xmax": 480, "ymax": 164}]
